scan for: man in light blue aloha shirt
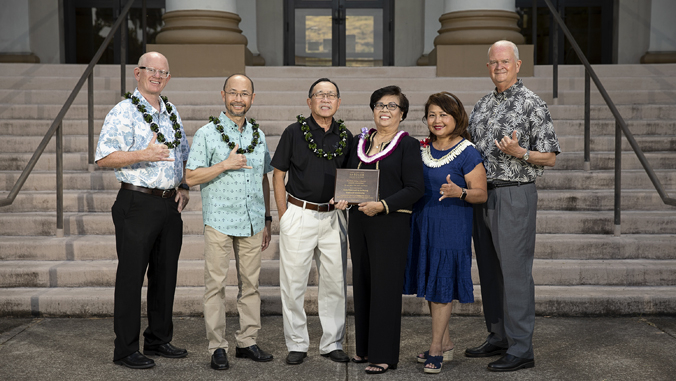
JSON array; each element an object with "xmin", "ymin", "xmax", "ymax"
[
  {"xmin": 185, "ymin": 74, "xmax": 274, "ymax": 371},
  {"xmin": 96, "ymin": 52, "xmax": 190, "ymax": 370}
]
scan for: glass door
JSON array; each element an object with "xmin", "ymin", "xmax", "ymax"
[{"xmin": 284, "ymin": 0, "xmax": 393, "ymax": 66}]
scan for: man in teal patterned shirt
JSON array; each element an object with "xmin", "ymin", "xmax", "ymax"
[{"xmin": 185, "ymin": 74, "xmax": 274, "ymax": 370}]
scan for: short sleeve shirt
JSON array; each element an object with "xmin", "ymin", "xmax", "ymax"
[
  {"xmin": 468, "ymin": 79, "xmax": 561, "ymax": 182},
  {"xmin": 95, "ymin": 88, "xmax": 190, "ymax": 189},
  {"xmin": 186, "ymin": 112, "xmax": 273, "ymax": 237},
  {"xmin": 271, "ymin": 115, "xmax": 353, "ymax": 203}
]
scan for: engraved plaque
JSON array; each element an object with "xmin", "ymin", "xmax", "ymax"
[{"xmin": 334, "ymin": 169, "xmax": 380, "ymax": 205}]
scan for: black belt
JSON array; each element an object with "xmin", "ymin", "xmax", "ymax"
[
  {"xmin": 121, "ymin": 182, "xmax": 176, "ymax": 198},
  {"xmin": 287, "ymin": 195, "xmax": 335, "ymax": 212},
  {"xmin": 487, "ymin": 180, "xmax": 534, "ymax": 190}
]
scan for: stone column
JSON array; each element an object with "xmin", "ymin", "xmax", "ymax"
[
  {"xmin": 432, "ymin": 0, "xmax": 533, "ymax": 77},
  {"xmin": 0, "ymin": 1, "xmax": 40, "ymax": 62},
  {"xmin": 148, "ymin": 0, "xmax": 263, "ymax": 77},
  {"xmin": 640, "ymin": 0, "xmax": 676, "ymax": 64}
]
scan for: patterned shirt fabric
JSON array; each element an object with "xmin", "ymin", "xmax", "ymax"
[
  {"xmin": 186, "ymin": 112, "xmax": 273, "ymax": 237},
  {"xmin": 95, "ymin": 88, "xmax": 189, "ymax": 189},
  {"xmin": 468, "ymin": 79, "xmax": 561, "ymax": 182}
]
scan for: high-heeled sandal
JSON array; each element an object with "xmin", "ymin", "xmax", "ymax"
[
  {"xmin": 416, "ymin": 348, "xmax": 454, "ymax": 363},
  {"xmin": 423, "ymin": 355, "xmax": 443, "ymax": 374}
]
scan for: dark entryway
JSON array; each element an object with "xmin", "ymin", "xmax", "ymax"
[{"xmin": 284, "ymin": 0, "xmax": 394, "ymax": 66}]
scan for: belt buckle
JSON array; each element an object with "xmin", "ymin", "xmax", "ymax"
[{"xmin": 161, "ymin": 189, "xmax": 172, "ymax": 198}]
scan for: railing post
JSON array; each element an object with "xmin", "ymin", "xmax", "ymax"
[
  {"xmin": 120, "ymin": 1, "xmax": 127, "ymax": 97},
  {"xmin": 142, "ymin": 0, "xmax": 147, "ymax": 53},
  {"xmin": 614, "ymin": 119, "xmax": 622, "ymax": 236},
  {"xmin": 88, "ymin": 72, "xmax": 95, "ymax": 172},
  {"xmin": 56, "ymin": 121, "xmax": 64, "ymax": 238},
  {"xmin": 584, "ymin": 70, "xmax": 591, "ymax": 171},
  {"xmin": 552, "ymin": 5, "xmax": 558, "ymax": 102},
  {"xmin": 532, "ymin": 0, "xmax": 537, "ymax": 65}
]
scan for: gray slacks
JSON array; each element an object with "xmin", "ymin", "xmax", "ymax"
[{"xmin": 472, "ymin": 183, "xmax": 537, "ymax": 359}]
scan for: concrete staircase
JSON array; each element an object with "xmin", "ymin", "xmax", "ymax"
[{"xmin": 1, "ymin": 63, "xmax": 675, "ymax": 317}]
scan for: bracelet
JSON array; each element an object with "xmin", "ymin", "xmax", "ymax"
[{"xmin": 265, "ymin": 216, "xmax": 272, "ymax": 222}]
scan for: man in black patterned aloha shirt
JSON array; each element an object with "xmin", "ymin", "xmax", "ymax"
[{"xmin": 464, "ymin": 40, "xmax": 560, "ymax": 372}]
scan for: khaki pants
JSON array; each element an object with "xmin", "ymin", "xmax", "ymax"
[{"xmin": 203, "ymin": 225, "xmax": 263, "ymax": 354}]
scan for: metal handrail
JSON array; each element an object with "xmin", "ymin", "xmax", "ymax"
[
  {"xmin": 0, "ymin": 0, "xmax": 142, "ymax": 237},
  {"xmin": 540, "ymin": 0, "xmax": 676, "ymax": 237}
]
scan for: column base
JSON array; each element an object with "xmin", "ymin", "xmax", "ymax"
[
  {"xmin": 0, "ymin": 53, "xmax": 40, "ymax": 63},
  {"xmin": 436, "ymin": 45, "xmax": 533, "ymax": 77},
  {"xmin": 147, "ymin": 44, "xmax": 246, "ymax": 78},
  {"xmin": 640, "ymin": 51, "xmax": 676, "ymax": 64}
]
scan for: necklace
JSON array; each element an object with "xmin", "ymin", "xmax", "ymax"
[
  {"xmin": 209, "ymin": 115, "xmax": 260, "ymax": 153},
  {"xmin": 421, "ymin": 138, "xmax": 474, "ymax": 168},
  {"xmin": 357, "ymin": 129, "xmax": 408, "ymax": 164},
  {"xmin": 297, "ymin": 114, "xmax": 348, "ymax": 160},
  {"xmin": 125, "ymin": 92, "xmax": 182, "ymax": 149}
]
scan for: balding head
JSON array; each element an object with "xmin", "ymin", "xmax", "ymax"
[{"xmin": 488, "ymin": 40, "xmax": 519, "ymax": 61}]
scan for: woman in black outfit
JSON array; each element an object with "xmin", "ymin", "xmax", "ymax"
[{"xmin": 335, "ymin": 86, "xmax": 424, "ymax": 374}]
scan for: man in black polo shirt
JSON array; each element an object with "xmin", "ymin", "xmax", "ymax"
[{"xmin": 271, "ymin": 78, "xmax": 353, "ymax": 365}]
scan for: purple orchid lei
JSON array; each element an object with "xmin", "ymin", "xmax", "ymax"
[{"xmin": 357, "ymin": 128, "xmax": 409, "ymax": 164}]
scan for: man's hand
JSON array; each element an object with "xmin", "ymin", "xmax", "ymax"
[
  {"xmin": 175, "ymin": 188, "xmax": 189, "ymax": 212},
  {"xmin": 144, "ymin": 132, "xmax": 175, "ymax": 162},
  {"xmin": 221, "ymin": 144, "xmax": 253, "ymax": 171},
  {"xmin": 494, "ymin": 130, "xmax": 527, "ymax": 158},
  {"xmin": 261, "ymin": 224, "xmax": 271, "ymax": 251},
  {"xmin": 330, "ymin": 198, "xmax": 349, "ymax": 210}
]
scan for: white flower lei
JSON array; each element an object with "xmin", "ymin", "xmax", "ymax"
[{"xmin": 421, "ymin": 139, "xmax": 474, "ymax": 168}]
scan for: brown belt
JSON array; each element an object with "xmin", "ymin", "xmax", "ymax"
[
  {"xmin": 287, "ymin": 194, "xmax": 335, "ymax": 212},
  {"xmin": 121, "ymin": 182, "xmax": 176, "ymax": 198}
]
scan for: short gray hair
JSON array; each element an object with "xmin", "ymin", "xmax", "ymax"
[{"xmin": 488, "ymin": 40, "xmax": 519, "ymax": 61}]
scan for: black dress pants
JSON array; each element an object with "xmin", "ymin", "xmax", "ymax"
[
  {"xmin": 111, "ymin": 188, "xmax": 183, "ymax": 361},
  {"xmin": 349, "ymin": 211, "xmax": 410, "ymax": 365}
]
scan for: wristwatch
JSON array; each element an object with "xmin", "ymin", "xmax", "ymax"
[
  {"xmin": 460, "ymin": 188, "xmax": 467, "ymax": 201},
  {"xmin": 522, "ymin": 150, "xmax": 530, "ymax": 161},
  {"xmin": 178, "ymin": 183, "xmax": 190, "ymax": 191},
  {"xmin": 265, "ymin": 216, "xmax": 272, "ymax": 222}
]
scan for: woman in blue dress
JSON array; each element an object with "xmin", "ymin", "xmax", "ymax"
[{"xmin": 403, "ymin": 92, "xmax": 487, "ymax": 374}]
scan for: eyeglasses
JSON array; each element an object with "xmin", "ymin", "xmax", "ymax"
[
  {"xmin": 312, "ymin": 92, "xmax": 338, "ymax": 100},
  {"xmin": 225, "ymin": 91, "xmax": 252, "ymax": 99},
  {"xmin": 374, "ymin": 102, "xmax": 401, "ymax": 111},
  {"xmin": 138, "ymin": 66, "xmax": 170, "ymax": 78}
]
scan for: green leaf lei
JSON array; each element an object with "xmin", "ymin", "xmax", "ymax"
[
  {"xmin": 125, "ymin": 92, "xmax": 182, "ymax": 149},
  {"xmin": 297, "ymin": 114, "xmax": 348, "ymax": 160},
  {"xmin": 208, "ymin": 115, "xmax": 261, "ymax": 154}
]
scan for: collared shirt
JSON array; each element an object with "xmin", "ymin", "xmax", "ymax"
[
  {"xmin": 95, "ymin": 88, "xmax": 189, "ymax": 189},
  {"xmin": 469, "ymin": 79, "xmax": 561, "ymax": 182},
  {"xmin": 271, "ymin": 115, "xmax": 353, "ymax": 204},
  {"xmin": 186, "ymin": 112, "xmax": 273, "ymax": 237}
]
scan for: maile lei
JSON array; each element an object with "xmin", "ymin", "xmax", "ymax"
[
  {"xmin": 125, "ymin": 92, "xmax": 182, "ymax": 149},
  {"xmin": 209, "ymin": 115, "xmax": 260, "ymax": 153},
  {"xmin": 357, "ymin": 127, "xmax": 409, "ymax": 164},
  {"xmin": 298, "ymin": 114, "xmax": 348, "ymax": 160}
]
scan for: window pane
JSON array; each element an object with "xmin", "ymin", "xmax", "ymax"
[
  {"xmin": 346, "ymin": 8, "xmax": 382, "ymax": 66},
  {"xmin": 295, "ymin": 9, "xmax": 332, "ymax": 66}
]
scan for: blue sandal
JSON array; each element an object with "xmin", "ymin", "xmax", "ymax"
[
  {"xmin": 423, "ymin": 355, "xmax": 443, "ymax": 374},
  {"xmin": 416, "ymin": 348, "xmax": 454, "ymax": 363}
]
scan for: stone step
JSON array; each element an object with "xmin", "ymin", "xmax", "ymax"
[
  {"xmin": 3, "ymin": 103, "xmax": 676, "ymax": 123},
  {"xmin": 2, "ymin": 132, "xmax": 674, "ymax": 155},
  {"xmin": 2, "ymin": 188, "xmax": 674, "ymax": 213},
  {"xmin": 1, "ymin": 284, "xmax": 675, "ymax": 317},
  {"xmin": 4, "ymin": 118, "xmax": 676, "ymax": 141},
  {"xmin": 0, "ymin": 234, "xmax": 278, "ymax": 261},
  {"xmin": 3, "ymin": 150, "xmax": 674, "ymax": 172},
  {"xmin": 1, "ymin": 258, "xmax": 674, "ymax": 289},
  {"xmin": 4, "ymin": 87, "xmax": 676, "ymax": 107},
  {"xmin": 5, "ymin": 71, "xmax": 676, "ymax": 93},
  {"xmin": 1, "ymin": 169, "xmax": 675, "ymax": 193},
  {"xmin": 1, "ymin": 234, "xmax": 675, "ymax": 262},
  {"xmin": 1, "ymin": 210, "xmax": 675, "ymax": 236}
]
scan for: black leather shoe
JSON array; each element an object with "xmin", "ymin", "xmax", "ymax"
[
  {"xmin": 487, "ymin": 354, "xmax": 535, "ymax": 372},
  {"xmin": 211, "ymin": 348, "xmax": 229, "ymax": 370},
  {"xmin": 113, "ymin": 351, "xmax": 155, "ymax": 369},
  {"xmin": 143, "ymin": 342, "xmax": 188, "ymax": 358},
  {"xmin": 321, "ymin": 349, "xmax": 349, "ymax": 363},
  {"xmin": 235, "ymin": 344, "xmax": 273, "ymax": 362},
  {"xmin": 286, "ymin": 351, "xmax": 307, "ymax": 365},
  {"xmin": 464, "ymin": 341, "xmax": 507, "ymax": 358}
]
